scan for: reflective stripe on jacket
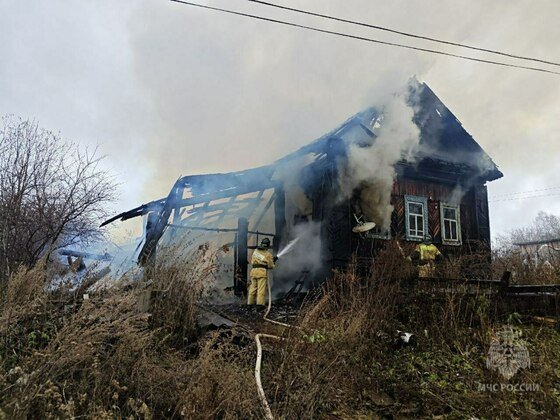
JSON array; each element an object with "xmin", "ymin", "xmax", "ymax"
[
  {"xmin": 250, "ymin": 248, "xmax": 275, "ymax": 277},
  {"xmin": 417, "ymin": 243, "xmax": 442, "ymax": 262}
]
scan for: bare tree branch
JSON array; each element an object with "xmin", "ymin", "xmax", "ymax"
[{"xmin": 0, "ymin": 115, "xmax": 117, "ymax": 283}]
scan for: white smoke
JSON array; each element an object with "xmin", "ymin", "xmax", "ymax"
[
  {"xmin": 273, "ymin": 155, "xmax": 314, "ymax": 225},
  {"xmin": 273, "ymin": 221, "xmax": 322, "ymax": 294},
  {"xmin": 446, "ymin": 184, "xmax": 465, "ymax": 205},
  {"xmin": 338, "ymin": 83, "xmax": 421, "ymax": 229}
]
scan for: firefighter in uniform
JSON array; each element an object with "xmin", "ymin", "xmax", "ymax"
[
  {"xmin": 412, "ymin": 235, "xmax": 443, "ymax": 278},
  {"xmin": 248, "ymin": 237, "xmax": 276, "ymax": 307}
]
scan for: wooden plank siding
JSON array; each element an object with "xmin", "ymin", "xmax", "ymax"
[
  {"xmin": 316, "ymin": 173, "xmax": 492, "ymax": 273},
  {"xmin": 389, "ymin": 177, "xmax": 486, "ymax": 257}
]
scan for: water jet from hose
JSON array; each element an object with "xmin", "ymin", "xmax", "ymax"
[{"xmin": 276, "ymin": 237, "xmax": 300, "ymax": 258}]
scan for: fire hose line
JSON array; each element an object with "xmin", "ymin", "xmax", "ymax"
[
  {"xmin": 263, "ymin": 274, "xmax": 293, "ymax": 328},
  {"xmin": 254, "ymin": 333, "xmax": 283, "ymax": 420},
  {"xmin": 254, "ymin": 277, "xmax": 300, "ymax": 419}
]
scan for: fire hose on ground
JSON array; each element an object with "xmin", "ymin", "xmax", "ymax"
[
  {"xmin": 254, "ymin": 333, "xmax": 283, "ymax": 420},
  {"xmin": 254, "ymin": 240, "xmax": 301, "ymax": 419},
  {"xmin": 253, "ymin": 274, "xmax": 290, "ymax": 420}
]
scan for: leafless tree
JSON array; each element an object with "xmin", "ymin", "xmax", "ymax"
[
  {"xmin": 508, "ymin": 211, "xmax": 560, "ymax": 244},
  {"xmin": 0, "ymin": 115, "xmax": 116, "ymax": 284}
]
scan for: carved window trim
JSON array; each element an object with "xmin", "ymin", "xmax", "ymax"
[
  {"xmin": 440, "ymin": 202, "xmax": 462, "ymax": 246},
  {"xmin": 404, "ymin": 195, "xmax": 428, "ymax": 241}
]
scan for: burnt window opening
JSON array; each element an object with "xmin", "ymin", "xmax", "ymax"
[
  {"xmin": 440, "ymin": 202, "xmax": 462, "ymax": 245},
  {"xmin": 405, "ymin": 195, "xmax": 428, "ymax": 241}
]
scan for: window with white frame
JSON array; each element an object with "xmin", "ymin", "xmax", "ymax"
[
  {"xmin": 405, "ymin": 195, "xmax": 428, "ymax": 241},
  {"xmin": 440, "ymin": 203, "xmax": 461, "ymax": 245}
]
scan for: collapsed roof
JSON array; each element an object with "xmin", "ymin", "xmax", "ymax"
[{"xmin": 102, "ymin": 81, "xmax": 502, "ymax": 227}]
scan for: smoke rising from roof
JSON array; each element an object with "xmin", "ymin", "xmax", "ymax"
[
  {"xmin": 2, "ymin": 1, "xmax": 560, "ymax": 240},
  {"xmin": 337, "ymin": 83, "xmax": 421, "ymax": 229}
]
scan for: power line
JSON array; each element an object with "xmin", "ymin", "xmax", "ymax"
[
  {"xmin": 248, "ymin": 0, "xmax": 560, "ymax": 68},
  {"xmin": 491, "ymin": 186, "xmax": 560, "ymax": 199},
  {"xmin": 489, "ymin": 192, "xmax": 560, "ymax": 203},
  {"xmin": 169, "ymin": 1, "xmax": 560, "ymax": 76}
]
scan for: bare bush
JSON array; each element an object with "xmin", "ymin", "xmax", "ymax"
[
  {"xmin": 0, "ymin": 248, "xmax": 262, "ymax": 419},
  {"xmin": 508, "ymin": 211, "xmax": 560, "ymax": 244},
  {"xmin": 148, "ymin": 244, "xmax": 220, "ymax": 346},
  {"xmin": 1, "ymin": 242, "xmax": 559, "ymax": 418},
  {"xmin": 0, "ymin": 115, "xmax": 116, "ymax": 284},
  {"xmin": 492, "ymin": 211, "xmax": 560, "ymax": 284},
  {"xmin": 493, "ymin": 248, "xmax": 560, "ymax": 284},
  {"xmin": 264, "ymin": 245, "xmax": 559, "ymax": 418}
]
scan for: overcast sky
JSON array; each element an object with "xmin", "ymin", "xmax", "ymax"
[{"xmin": 2, "ymin": 0, "xmax": 560, "ymax": 242}]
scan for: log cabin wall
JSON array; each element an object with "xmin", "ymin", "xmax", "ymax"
[
  {"xmin": 313, "ymin": 169, "xmax": 493, "ymax": 274},
  {"xmin": 345, "ymin": 176, "xmax": 492, "ymax": 271},
  {"xmin": 390, "ymin": 177, "xmax": 489, "ymax": 256}
]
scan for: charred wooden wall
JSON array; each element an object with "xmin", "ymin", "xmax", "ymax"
[
  {"xmin": 390, "ymin": 177, "xmax": 491, "ymax": 254},
  {"xmin": 310, "ymin": 168, "xmax": 354, "ymax": 271},
  {"xmin": 315, "ymin": 174, "xmax": 493, "ymax": 272}
]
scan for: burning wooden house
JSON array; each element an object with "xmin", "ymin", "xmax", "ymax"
[{"xmin": 103, "ymin": 81, "xmax": 502, "ymax": 294}]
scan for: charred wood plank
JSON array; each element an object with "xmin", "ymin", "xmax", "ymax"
[
  {"xmin": 101, "ymin": 178, "xmax": 277, "ymax": 227},
  {"xmin": 59, "ymin": 249, "xmax": 112, "ymax": 261},
  {"xmin": 167, "ymin": 225, "xmax": 238, "ymax": 233},
  {"xmin": 235, "ymin": 217, "xmax": 249, "ymax": 296},
  {"xmin": 138, "ymin": 179, "xmax": 183, "ymax": 267},
  {"xmin": 182, "ymin": 196, "xmax": 264, "ymax": 218}
]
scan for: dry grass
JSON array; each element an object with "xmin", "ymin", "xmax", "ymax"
[
  {"xmin": 0, "ymin": 245, "xmax": 262, "ymax": 419},
  {"xmin": 1, "ymin": 243, "xmax": 559, "ymax": 419},
  {"xmin": 493, "ymin": 246, "xmax": 560, "ymax": 285},
  {"xmin": 260, "ymin": 246, "xmax": 560, "ymax": 418}
]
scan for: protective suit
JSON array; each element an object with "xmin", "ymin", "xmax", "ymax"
[
  {"xmin": 413, "ymin": 239, "xmax": 443, "ymax": 278},
  {"xmin": 248, "ymin": 240, "xmax": 275, "ymax": 306}
]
